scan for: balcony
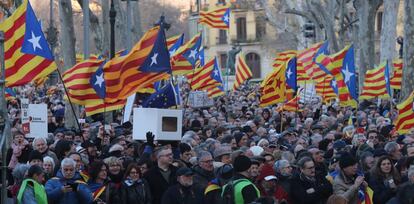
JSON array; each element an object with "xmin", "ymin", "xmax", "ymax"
[{"xmin": 231, "ymin": 0, "xmax": 264, "ymax": 11}]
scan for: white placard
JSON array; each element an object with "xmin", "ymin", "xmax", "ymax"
[
  {"xmin": 133, "ymin": 108, "xmax": 182, "ymax": 141},
  {"xmin": 123, "ymin": 94, "xmax": 136, "ymax": 123},
  {"xmin": 188, "ymin": 91, "xmax": 214, "ymax": 108},
  {"xmin": 27, "ymin": 104, "xmax": 48, "ymax": 138},
  {"xmin": 20, "ymin": 98, "xmax": 30, "ymax": 134}
]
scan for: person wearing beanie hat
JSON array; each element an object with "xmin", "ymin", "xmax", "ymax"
[
  {"xmin": 213, "ymin": 144, "xmax": 232, "ymax": 164},
  {"xmin": 332, "ymin": 153, "xmax": 367, "ymax": 204},
  {"xmin": 221, "ymin": 155, "xmax": 260, "ymax": 204},
  {"xmin": 178, "ymin": 143, "xmax": 193, "ymax": 168},
  {"xmin": 234, "ymin": 132, "xmax": 248, "ymax": 148},
  {"xmin": 28, "ymin": 150, "xmax": 43, "ymax": 167}
]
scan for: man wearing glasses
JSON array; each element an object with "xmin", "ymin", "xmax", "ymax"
[
  {"xmin": 45, "ymin": 158, "xmax": 93, "ymax": 204},
  {"xmin": 290, "ymin": 156, "xmax": 333, "ymax": 204},
  {"xmin": 144, "ymin": 146, "xmax": 178, "ymax": 204}
]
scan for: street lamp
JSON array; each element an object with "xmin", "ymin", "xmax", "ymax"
[{"xmin": 110, "ymin": 0, "xmax": 116, "ymax": 59}]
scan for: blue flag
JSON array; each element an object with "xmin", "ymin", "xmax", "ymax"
[
  {"xmin": 142, "ymin": 82, "xmax": 180, "ymax": 108},
  {"xmin": 342, "ymin": 45, "xmax": 358, "ymax": 100},
  {"xmin": 182, "ymin": 34, "xmax": 202, "ymax": 67},
  {"xmin": 286, "ymin": 57, "xmax": 297, "ymax": 91},
  {"xmin": 385, "ymin": 61, "xmax": 392, "ymax": 96},
  {"xmin": 90, "ymin": 61, "xmax": 106, "ymax": 99},
  {"xmin": 314, "ymin": 41, "xmax": 331, "ymax": 75},
  {"xmin": 140, "ymin": 25, "xmax": 171, "ymax": 73},
  {"xmin": 198, "ymin": 47, "xmax": 205, "ymax": 67},
  {"xmin": 211, "ymin": 58, "xmax": 223, "ymax": 84}
]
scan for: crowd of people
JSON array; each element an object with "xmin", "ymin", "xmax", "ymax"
[{"xmin": 2, "ymin": 81, "xmax": 414, "ymax": 204}]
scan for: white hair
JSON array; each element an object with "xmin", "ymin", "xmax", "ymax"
[
  {"xmin": 61, "ymin": 158, "xmax": 76, "ymax": 169},
  {"xmin": 43, "ymin": 156, "xmax": 55, "ymax": 169},
  {"xmin": 32, "ymin": 137, "xmax": 47, "ymax": 150}
]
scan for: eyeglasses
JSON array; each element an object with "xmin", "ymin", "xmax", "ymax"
[
  {"xmin": 200, "ymin": 160, "xmax": 214, "ymax": 163},
  {"xmin": 63, "ymin": 168, "xmax": 74, "ymax": 172},
  {"xmin": 304, "ymin": 166, "xmax": 315, "ymax": 170},
  {"xmin": 129, "ymin": 171, "xmax": 139, "ymax": 175}
]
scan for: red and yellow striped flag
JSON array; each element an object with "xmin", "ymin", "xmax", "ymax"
[
  {"xmin": 187, "ymin": 58, "xmax": 220, "ymax": 90},
  {"xmin": 207, "ymin": 86, "xmax": 225, "ymax": 98},
  {"xmin": 167, "ymin": 34, "xmax": 183, "ymax": 50},
  {"xmin": 170, "ymin": 33, "xmax": 202, "ymax": 75},
  {"xmin": 260, "ymin": 67, "xmax": 286, "ymax": 107},
  {"xmin": 395, "ymin": 91, "xmax": 414, "ymax": 134},
  {"xmin": 233, "ymin": 53, "xmax": 253, "ymax": 90},
  {"xmin": 85, "ymin": 99, "xmax": 126, "ymax": 117},
  {"xmin": 360, "ymin": 62, "xmax": 389, "ymax": 100},
  {"xmin": 390, "ymin": 59, "xmax": 402, "ymax": 90},
  {"xmin": 278, "ymin": 94, "xmax": 300, "ymax": 112},
  {"xmin": 103, "ymin": 26, "xmax": 170, "ymax": 102},
  {"xmin": 273, "ymin": 50, "xmax": 296, "ymax": 69},
  {"xmin": 0, "ymin": 0, "xmax": 57, "ymax": 87},
  {"xmin": 298, "ymin": 42, "xmax": 324, "ymax": 83},
  {"xmin": 199, "ymin": 6, "xmax": 230, "ymax": 29},
  {"xmin": 315, "ymin": 75, "xmax": 337, "ymax": 102}
]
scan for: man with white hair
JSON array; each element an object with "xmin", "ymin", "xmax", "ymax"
[
  {"xmin": 32, "ymin": 137, "xmax": 58, "ymax": 165},
  {"xmin": 45, "ymin": 158, "xmax": 92, "ymax": 204}
]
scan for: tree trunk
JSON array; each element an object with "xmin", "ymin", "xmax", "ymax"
[
  {"xmin": 354, "ymin": 0, "xmax": 382, "ymax": 92},
  {"xmin": 132, "ymin": 1, "xmax": 142, "ymax": 42},
  {"xmin": 101, "ymin": 0, "xmax": 110, "ymax": 57},
  {"xmin": 76, "ymin": 0, "xmax": 104, "ymax": 53},
  {"xmin": 402, "ymin": 0, "xmax": 414, "ymax": 100},
  {"xmin": 380, "ymin": 0, "xmax": 399, "ymax": 65},
  {"xmin": 59, "ymin": 0, "xmax": 79, "ymax": 129},
  {"xmin": 310, "ymin": 0, "xmax": 339, "ymax": 52},
  {"xmin": 113, "ymin": 0, "xmax": 128, "ymax": 50}
]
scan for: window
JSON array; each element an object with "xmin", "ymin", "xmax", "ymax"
[
  {"xmin": 218, "ymin": 30, "xmax": 227, "ymax": 44},
  {"xmin": 377, "ymin": 12, "xmax": 383, "ymax": 33},
  {"xmin": 245, "ymin": 53, "xmax": 260, "ymax": 78},
  {"xmin": 236, "ymin": 17, "xmax": 247, "ymax": 42},
  {"xmin": 219, "ymin": 53, "xmax": 228, "ymax": 72},
  {"xmin": 218, "ymin": 0, "xmax": 226, "ymax": 5},
  {"xmin": 256, "ymin": 16, "xmax": 266, "ymax": 40}
]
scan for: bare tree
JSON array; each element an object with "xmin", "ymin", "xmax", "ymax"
[
  {"xmin": 101, "ymin": 0, "xmax": 110, "ymax": 55},
  {"xmin": 402, "ymin": 0, "xmax": 414, "ymax": 100},
  {"xmin": 379, "ymin": 0, "xmax": 399, "ymax": 64},
  {"xmin": 353, "ymin": 0, "xmax": 382, "ymax": 90},
  {"xmin": 59, "ymin": 0, "xmax": 79, "ymax": 129},
  {"xmin": 76, "ymin": 0, "xmax": 104, "ymax": 53}
]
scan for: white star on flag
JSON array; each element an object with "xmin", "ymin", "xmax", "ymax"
[
  {"xmin": 28, "ymin": 31, "xmax": 42, "ymax": 51},
  {"xmin": 286, "ymin": 68, "xmax": 293, "ymax": 79},
  {"xmin": 342, "ymin": 64, "xmax": 354, "ymax": 83},
  {"xmin": 214, "ymin": 69, "xmax": 219, "ymax": 76},
  {"xmin": 169, "ymin": 49, "xmax": 176, "ymax": 56},
  {"xmin": 94, "ymin": 73, "xmax": 105, "ymax": 87},
  {"xmin": 188, "ymin": 49, "xmax": 197, "ymax": 60},
  {"xmin": 331, "ymin": 80, "xmax": 337, "ymax": 88},
  {"xmin": 223, "ymin": 14, "xmax": 229, "ymax": 23},
  {"xmin": 150, "ymin": 53, "xmax": 158, "ymax": 66}
]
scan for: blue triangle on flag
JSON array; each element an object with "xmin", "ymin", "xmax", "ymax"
[
  {"xmin": 90, "ymin": 61, "xmax": 106, "ymax": 99},
  {"xmin": 21, "ymin": 1, "xmax": 54, "ymax": 60},
  {"xmin": 140, "ymin": 25, "xmax": 171, "ymax": 73}
]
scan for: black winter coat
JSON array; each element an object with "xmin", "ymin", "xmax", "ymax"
[
  {"xmin": 161, "ymin": 184, "xmax": 204, "ymax": 204},
  {"xmin": 143, "ymin": 165, "xmax": 178, "ymax": 204},
  {"xmin": 289, "ymin": 173, "xmax": 333, "ymax": 204},
  {"xmin": 119, "ymin": 179, "xmax": 152, "ymax": 204},
  {"xmin": 368, "ymin": 176, "xmax": 397, "ymax": 204}
]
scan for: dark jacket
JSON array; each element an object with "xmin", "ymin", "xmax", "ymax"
[
  {"xmin": 368, "ymin": 175, "xmax": 397, "ymax": 204},
  {"xmin": 289, "ymin": 173, "xmax": 333, "ymax": 204},
  {"xmin": 119, "ymin": 179, "xmax": 152, "ymax": 204},
  {"xmin": 88, "ymin": 181, "xmax": 121, "ymax": 204},
  {"xmin": 143, "ymin": 165, "xmax": 178, "ymax": 204},
  {"xmin": 161, "ymin": 183, "xmax": 204, "ymax": 204},
  {"xmin": 192, "ymin": 165, "xmax": 215, "ymax": 192}
]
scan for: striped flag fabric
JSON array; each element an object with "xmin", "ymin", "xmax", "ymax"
[
  {"xmin": 103, "ymin": 26, "xmax": 171, "ymax": 102},
  {"xmin": 187, "ymin": 58, "xmax": 221, "ymax": 90},
  {"xmin": 0, "ymin": 0, "xmax": 57, "ymax": 87},
  {"xmin": 167, "ymin": 34, "xmax": 184, "ymax": 56},
  {"xmin": 390, "ymin": 59, "xmax": 402, "ymax": 90},
  {"xmin": 360, "ymin": 62, "xmax": 391, "ymax": 100},
  {"xmin": 260, "ymin": 67, "xmax": 286, "ymax": 107},
  {"xmin": 62, "ymin": 59, "xmax": 126, "ymax": 116},
  {"xmin": 278, "ymin": 94, "xmax": 300, "ymax": 112},
  {"xmin": 199, "ymin": 6, "xmax": 230, "ymax": 29},
  {"xmin": 233, "ymin": 53, "xmax": 253, "ymax": 90},
  {"xmin": 171, "ymin": 33, "xmax": 202, "ymax": 75},
  {"xmin": 315, "ymin": 75, "xmax": 337, "ymax": 102},
  {"xmin": 207, "ymin": 86, "xmax": 225, "ymax": 98},
  {"xmin": 315, "ymin": 45, "xmax": 357, "ymax": 107},
  {"xmin": 395, "ymin": 91, "xmax": 414, "ymax": 134},
  {"xmin": 297, "ymin": 42, "xmax": 325, "ymax": 83},
  {"xmin": 5, "ymin": 88, "xmax": 16, "ymax": 101},
  {"xmin": 272, "ymin": 50, "xmax": 296, "ymax": 69}
]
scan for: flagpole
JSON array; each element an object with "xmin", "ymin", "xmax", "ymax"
[{"xmin": 57, "ymin": 68, "xmax": 82, "ymax": 132}]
